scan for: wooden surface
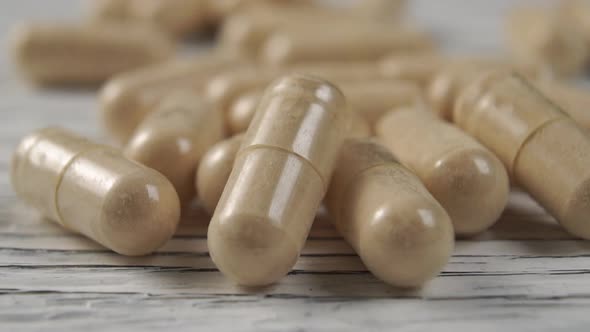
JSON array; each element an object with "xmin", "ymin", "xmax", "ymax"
[{"xmin": 2, "ymin": 0, "xmax": 589, "ymax": 331}]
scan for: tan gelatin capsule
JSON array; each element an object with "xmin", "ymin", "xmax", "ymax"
[
  {"xmin": 454, "ymin": 70, "xmax": 590, "ymax": 239},
  {"xmin": 427, "ymin": 61, "xmax": 548, "ymax": 120},
  {"xmin": 11, "ymin": 22, "xmax": 173, "ymax": 86},
  {"xmin": 208, "ymin": 75, "xmax": 350, "ymax": 286},
  {"xmin": 380, "ymin": 53, "xmax": 448, "ymax": 87},
  {"xmin": 90, "ymin": 0, "xmax": 208, "ymax": 37},
  {"xmin": 376, "ymin": 109, "xmax": 510, "ymax": 236},
  {"xmin": 534, "ymin": 81, "xmax": 590, "ymax": 129},
  {"xmin": 506, "ymin": 7, "xmax": 588, "ymax": 77},
  {"xmin": 100, "ymin": 52, "xmax": 239, "ymax": 144},
  {"xmin": 325, "ymin": 139, "xmax": 454, "ymax": 287},
  {"xmin": 218, "ymin": 4, "xmax": 387, "ymax": 57},
  {"xmin": 226, "ymin": 79, "xmax": 422, "ymax": 134},
  {"xmin": 206, "ymin": 62, "xmax": 381, "ymax": 116},
  {"xmin": 11, "ymin": 127, "xmax": 181, "ymax": 255},
  {"xmin": 196, "ymin": 134, "xmax": 244, "ymax": 215},
  {"xmin": 261, "ymin": 25, "xmax": 434, "ymax": 65},
  {"xmin": 124, "ymin": 91, "xmax": 224, "ymax": 204}
]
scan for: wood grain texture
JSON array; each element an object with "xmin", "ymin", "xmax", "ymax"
[{"xmin": 1, "ymin": 0, "xmax": 589, "ymax": 331}]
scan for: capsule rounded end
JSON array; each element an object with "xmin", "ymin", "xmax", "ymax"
[
  {"xmin": 99, "ymin": 79, "xmax": 144, "ymax": 144},
  {"xmin": 208, "ymin": 213, "xmax": 299, "ymax": 287},
  {"xmin": 426, "ymin": 148, "xmax": 509, "ymax": 236},
  {"xmin": 227, "ymin": 91, "xmax": 260, "ymax": 134},
  {"xmin": 99, "ymin": 169, "xmax": 181, "ymax": 256},
  {"xmin": 124, "ymin": 130, "xmax": 197, "ymax": 204},
  {"xmin": 359, "ymin": 200, "xmax": 454, "ymax": 288},
  {"xmin": 196, "ymin": 136, "xmax": 243, "ymax": 215}
]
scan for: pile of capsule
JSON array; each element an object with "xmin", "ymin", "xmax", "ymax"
[{"xmin": 9, "ymin": 0, "xmax": 590, "ymax": 288}]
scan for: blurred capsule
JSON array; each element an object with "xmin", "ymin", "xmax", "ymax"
[
  {"xmin": 125, "ymin": 91, "xmax": 224, "ymax": 204},
  {"xmin": 11, "ymin": 22, "xmax": 173, "ymax": 85},
  {"xmin": 100, "ymin": 52, "xmax": 240, "ymax": 144}
]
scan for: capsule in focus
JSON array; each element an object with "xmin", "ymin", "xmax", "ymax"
[
  {"xmin": 207, "ymin": 75, "xmax": 350, "ymax": 286},
  {"xmin": 325, "ymin": 138, "xmax": 454, "ymax": 287},
  {"xmin": 11, "ymin": 127, "xmax": 181, "ymax": 255},
  {"xmin": 125, "ymin": 91, "xmax": 224, "ymax": 204},
  {"xmin": 376, "ymin": 109, "xmax": 510, "ymax": 236}
]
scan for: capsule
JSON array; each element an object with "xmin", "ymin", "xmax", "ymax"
[
  {"xmin": 506, "ymin": 7, "xmax": 588, "ymax": 76},
  {"xmin": 535, "ymin": 81, "xmax": 590, "ymax": 129},
  {"xmin": 427, "ymin": 61, "xmax": 549, "ymax": 120},
  {"xmin": 208, "ymin": 75, "xmax": 350, "ymax": 286},
  {"xmin": 90, "ymin": 0, "xmax": 209, "ymax": 37},
  {"xmin": 455, "ymin": 70, "xmax": 590, "ymax": 240},
  {"xmin": 376, "ymin": 109, "xmax": 510, "ymax": 236},
  {"xmin": 206, "ymin": 62, "xmax": 381, "ymax": 116},
  {"xmin": 100, "ymin": 52, "xmax": 239, "ymax": 144},
  {"xmin": 218, "ymin": 3, "xmax": 403, "ymax": 57},
  {"xmin": 196, "ymin": 134, "xmax": 244, "ymax": 215},
  {"xmin": 10, "ymin": 22, "xmax": 173, "ymax": 86},
  {"xmin": 11, "ymin": 127, "xmax": 181, "ymax": 255},
  {"xmin": 226, "ymin": 79, "xmax": 423, "ymax": 134},
  {"xmin": 261, "ymin": 25, "xmax": 434, "ymax": 65},
  {"xmin": 560, "ymin": 0, "xmax": 590, "ymax": 45},
  {"xmin": 380, "ymin": 53, "xmax": 449, "ymax": 87},
  {"xmin": 124, "ymin": 91, "xmax": 224, "ymax": 204},
  {"xmin": 325, "ymin": 138, "xmax": 454, "ymax": 287}
]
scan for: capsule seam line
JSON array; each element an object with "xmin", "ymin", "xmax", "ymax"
[
  {"xmin": 237, "ymin": 144, "xmax": 328, "ymax": 192},
  {"xmin": 51, "ymin": 147, "xmax": 100, "ymax": 228},
  {"xmin": 510, "ymin": 117, "xmax": 565, "ymax": 177}
]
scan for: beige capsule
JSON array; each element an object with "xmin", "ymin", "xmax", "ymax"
[
  {"xmin": 124, "ymin": 91, "xmax": 224, "ymax": 205},
  {"xmin": 90, "ymin": 0, "xmax": 209, "ymax": 37},
  {"xmin": 261, "ymin": 24, "xmax": 434, "ymax": 65},
  {"xmin": 218, "ymin": 3, "xmax": 403, "ymax": 57},
  {"xmin": 506, "ymin": 7, "xmax": 588, "ymax": 77},
  {"xmin": 197, "ymin": 116, "xmax": 370, "ymax": 215},
  {"xmin": 380, "ymin": 53, "xmax": 449, "ymax": 87},
  {"xmin": 534, "ymin": 81, "xmax": 590, "ymax": 129},
  {"xmin": 325, "ymin": 138, "xmax": 454, "ymax": 287},
  {"xmin": 455, "ymin": 70, "xmax": 590, "ymax": 240},
  {"xmin": 226, "ymin": 79, "xmax": 423, "ymax": 134},
  {"xmin": 100, "ymin": 52, "xmax": 240, "ymax": 144},
  {"xmin": 376, "ymin": 109, "xmax": 510, "ymax": 236},
  {"xmin": 208, "ymin": 75, "xmax": 350, "ymax": 286},
  {"xmin": 427, "ymin": 60, "xmax": 549, "ymax": 120},
  {"xmin": 196, "ymin": 134, "xmax": 244, "ymax": 215},
  {"xmin": 11, "ymin": 127, "xmax": 181, "ymax": 255},
  {"xmin": 560, "ymin": 0, "xmax": 590, "ymax": 45},
  {"xmin": 205, "ymin": 61, "xmax": 382, "ymax": 116},
  {"xmin": 10, "ymin": 22, "xmax": 173, "ymax": 86}
]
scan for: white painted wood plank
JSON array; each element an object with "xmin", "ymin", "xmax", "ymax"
[{"xmin": 1, "ymin": 294, "xmax": 588, "ymax": 332}]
